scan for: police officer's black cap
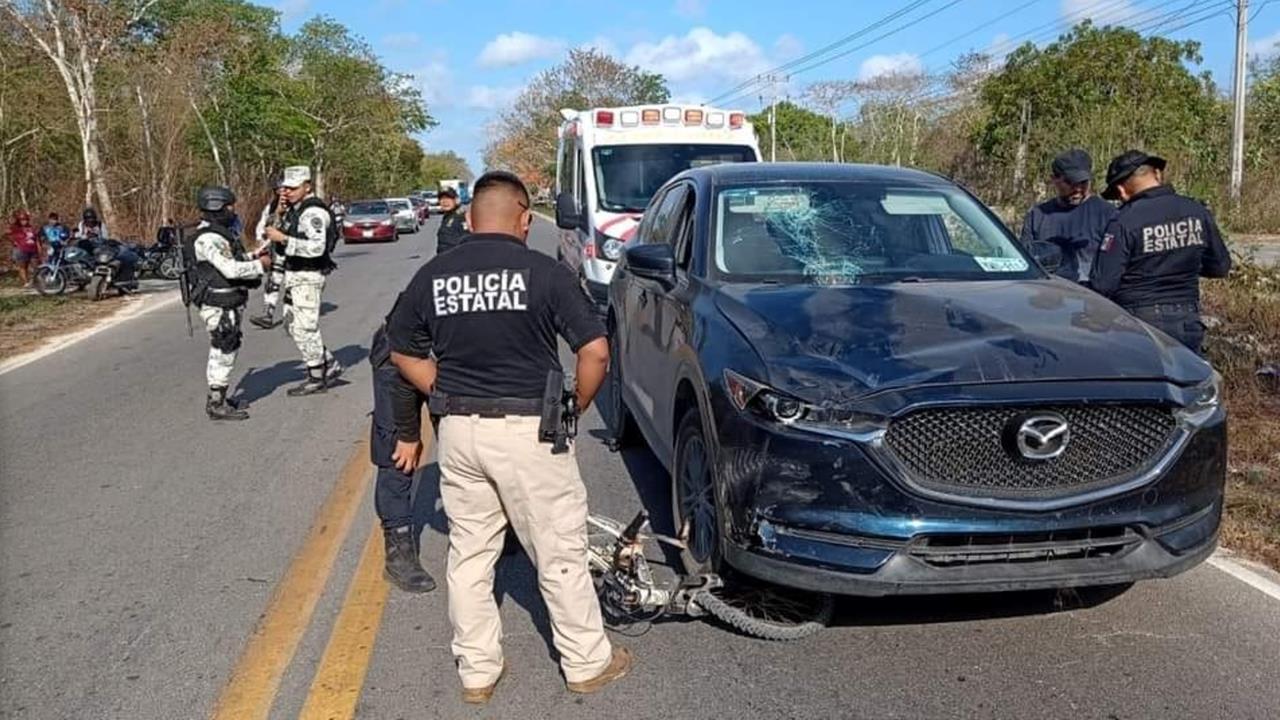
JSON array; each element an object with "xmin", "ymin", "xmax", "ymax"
[
  {"xmin": 197, "ymin": 185, "xmax": 237, "ymax": 212},
  {"xmin": 439, "ymin": 187, "xmax": 458, "ymax": 199},
  {"xmin": 1051, "ymin": 148, "xmax": 1093, "ymax": 184},
  {"xmin": 1102, "ymin": 150, "xmax": 1167, "ymax": 200}
]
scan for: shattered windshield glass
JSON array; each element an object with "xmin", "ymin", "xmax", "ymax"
[{"xmin": 713, "ymin": 182, "xmax": 1037, "ymax": 284}]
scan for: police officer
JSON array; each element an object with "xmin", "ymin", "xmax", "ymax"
[
  {"xmin": 1091, "ymin": 150, "xmax": 1232, "ymax": 354},
  {"xmin": 1019, "ymin": 148, "xmax": 1117, "ymax": 285},
  {"xmin": 265, "ymin": 166, "xmax": 343, "ymax": 395},
  {"xmin": 190, "ymin": 186, "xmax": 269, "ymax": 420},
  {"xmin": 250, "ymin": 181, "xmax": 287, "ymax": 330},
  {"xmin": 435, "ymin": 187, "xmax": 466, "ymax": 255},
  {"xmin": 367, "ymin": 304, "xmax": 437, "ymax": 593},
  {"xmin": 387, "ymin": 171, "xmax": 629, "ymax": 704}
]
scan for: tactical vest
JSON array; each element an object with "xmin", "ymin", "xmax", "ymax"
[
  {"xmin": 187, "ymin": 223, "xmax": 258, "ymax": 308},
  {"xmin": 283, "ymin": 196, "xmax": 338, "ymax": 274}
]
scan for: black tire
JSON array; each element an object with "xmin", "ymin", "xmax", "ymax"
[
  {"xmin": 672, "ymin": 409, "xmax": 721, "ymax": 576},
  {"xmin": 34, "ymin": 267, "xmax": 66, "ymax": 296},
  {"xmin": 158, "ymin": 255, "xmax": 180, "ymax": 281},
  {"xmin": 87, "ymin": 275, "xmax": 106, "ymax": 301},
  {"xmin": 604, "ymin": 327, "xmax": 641, "ymax": 448},
  {"xmin": 692, "ymin": 584, "xmax": 833, "ymax": 641}
]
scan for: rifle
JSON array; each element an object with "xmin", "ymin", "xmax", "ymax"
[
  {"xmin": 538, "ymin": 369, "xmax": 579, "ymax": 455},
  {"xmin": 176, "ymin": 224, "xmax": 194, "ymax": 337}
]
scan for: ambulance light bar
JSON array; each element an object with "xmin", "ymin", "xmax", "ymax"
[{"xmin": 583, "ymin": 107, "xmax": 748, "ymax": 131}]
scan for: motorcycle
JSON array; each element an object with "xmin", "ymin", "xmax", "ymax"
[
  {"xmin": 135, "ymin": 240, "xmax": 181, "ymax": 280},
  {"xmin": 33, "ymin": 241, "xmax": 94, "ymax": 296},
  {"xmin": 86, "ymin": 239, "xmax": 140, "ymax": 301}
]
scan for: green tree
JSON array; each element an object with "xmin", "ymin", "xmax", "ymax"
[
  {"xmin": 418, "ymin": 151, "xmax": 473, "ymax": 188},
  {"xmin": 976, "ymin": 21, "xmax": 1225, "ymax": 204},
  {"xmin": 484, "ymin": 48, "xmax": 670, "ymax": 187},
  {"xmin": 749, "ymin": 101, "xmax": 832, "ymax": 162}
]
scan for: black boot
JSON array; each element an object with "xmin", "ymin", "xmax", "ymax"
[
  {"xmin": 249, "ymin": 307, "xmax": 282, "ymax": 329},
  {"xmin": 287, "ymin": 364, "xmax": 328, "ymax": 396},
  {"xmin": 383, "ymin": 526, "xmax": 435, "ymax": 593},
  {"xmin": 206, "ymin": 386, "xmax": 249, "ymax": 421}
]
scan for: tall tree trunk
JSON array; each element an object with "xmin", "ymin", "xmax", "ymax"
[
  {"xmin": 1012, "ymin": 98, "xmax": 1032, "ymax": 197},
  {"xmin": 313, "ymin": 137, "xmax": 326, "ymax": 197},
  {"xmin": 189, "ymin": 94, "xmax": 226, "ymax": 184}
]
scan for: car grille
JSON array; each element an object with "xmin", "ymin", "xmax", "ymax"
[
  {"xmin": 908, "ymin": 527, "xmax": 1141, "ymax": 567},
  {"xmin": 882, "ymin": 404, "xmax": 1178, "ymax": 500}
]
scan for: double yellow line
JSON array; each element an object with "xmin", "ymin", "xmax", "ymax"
[{"xmin": 210, "ymin": 438, "xmax": 404, "ymax": 720}]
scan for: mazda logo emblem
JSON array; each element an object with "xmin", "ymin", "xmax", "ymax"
[{"xmin": 1007, "ymin": 413, "xmax": 1071, "ymax": 461}]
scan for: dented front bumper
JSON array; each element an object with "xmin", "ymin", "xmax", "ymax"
[{"xmin": 713, "ymin": 405, "xmax": 1227, "ymax": 596}]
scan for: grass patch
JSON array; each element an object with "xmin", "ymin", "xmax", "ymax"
[
  {"xmin": 1204, "ymin": 251, "xmax": 1280, "ymax": 571},
  {"xmin": 0, "ymin": 292, "xmax": 124, "ymax": 361}
]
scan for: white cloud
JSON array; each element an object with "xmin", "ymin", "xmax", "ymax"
[
  {"xmin": 674, "ymin": 0, "xmax": 706, "ymax": 19},
  {"xmin": 773, "ymin": 33, "xmax": 804, "ymax": 61},
  {"xmin": 579, "ymin": 35, "xmax": 618, "ymax": 57},
  {"xmin": 625, "ymin": 27, "xmax": 771, "ymax": 85},
  {"xmin": 412, "ymin": 51, "xmax": 453, "ymax": 108},
  {"xmin": 477, "ymin": 32, "xmax": 566, "ymax": 68},
  {"xmin": 382, "ymin": 32, "xmax": 421, "ymax": 50},
  {"xmin": 465, "ymin": 85, "xmax": 522, "ymax": 111},
  {"xmin": 857, "ymin": 53, "xmax": 924, "ymax": 82},
  {"xmin": 1250, "ymin": 30, "xmax": 1280, "ymax": 59},
  {"xmin": 271, "ymin": 0, "xmax": 311, "ymax": 22}
]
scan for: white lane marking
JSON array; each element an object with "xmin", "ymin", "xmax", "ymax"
[
  {"xmin": 1209, "ymin": 550, "xmax": 1280, "ymax": 603},
  {"xmin": 0, "ymin": 290, "xmax": 181, "ymax": 377}
]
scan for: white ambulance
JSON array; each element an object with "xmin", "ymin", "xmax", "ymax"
[{"xmin": 553, "ymin": 104, "xmax": 761, "ymax": 306}]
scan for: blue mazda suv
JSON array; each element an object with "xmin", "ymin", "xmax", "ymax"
[{"xmin": 605, "ymin": 163, "xmax": 1225, "ymax": 596}]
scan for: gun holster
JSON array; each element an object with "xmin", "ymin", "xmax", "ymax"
[{"xmin": 538, "ymin": 370, "xmax": 578, "ymax": 455}]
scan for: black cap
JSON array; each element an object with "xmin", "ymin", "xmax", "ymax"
[
  {"xmin": 1102, "ymin": 150, "xmax": 1166, "ymax": 200},
  {"xmin": 439, "ymin": 187, "xmax": 458, "ymax": 199},
  {"xmin": 1051, "ymin": 148, "xmax": 1093, "ymax": 184},
  {"xmin": 196, "ymin": 185, "xmax": 237, "ymax": 212}
]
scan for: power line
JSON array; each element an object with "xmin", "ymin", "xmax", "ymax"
[
  {"xmin": 718, "ymin": 0, "xmax": 965, "ymax": 109},
  {"xmin": 706, "ymin": 0, "xmax": 936, "ymax": 106}
]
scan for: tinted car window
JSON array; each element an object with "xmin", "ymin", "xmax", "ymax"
[
  {"xmin": 643, "ymin": 185, "xmax": 689, "ymax": 245},
  {"xmin": 712, "ymin": 182, "xmax": 1040, "ymax": 284},
  {"xmin": 349, "ymin": 202, "xmax": 389, "ymax": 215},
  {"xmin": 387, "ymin": 200, "xmax": 411, "ymax": 211}
]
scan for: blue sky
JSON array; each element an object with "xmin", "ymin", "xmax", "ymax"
[{"xmin": 269, "ymin": 0, "xmax": 1280, "ymax": 174}]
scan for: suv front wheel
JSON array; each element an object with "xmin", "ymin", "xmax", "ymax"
[{"xmin": 672, "ymin": 409, "xmax": 721, "ymax": 576}]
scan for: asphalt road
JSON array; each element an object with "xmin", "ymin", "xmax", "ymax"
[{"xmin": 1, "ymin": 217, "xmax": 1278, "ymax": 720}]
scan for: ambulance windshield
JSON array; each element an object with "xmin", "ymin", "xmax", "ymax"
[{"xmin": 592, "ymin": 144, "xmax": 756, "ymax": 212}]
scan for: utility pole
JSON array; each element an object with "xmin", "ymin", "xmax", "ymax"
[
  {"xmin": 759, "ymin": 73, "xmax": 787, "ymax": 163},
  {"xmin": 1230, "ymin": 0, "xmax": 1248, "ymax": 203}
]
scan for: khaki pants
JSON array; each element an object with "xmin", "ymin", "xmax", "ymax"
[{"xmin": 437, "ymin": 414, "xmax": 612, "ymax": 688}]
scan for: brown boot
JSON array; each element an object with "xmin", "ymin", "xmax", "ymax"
[
  {"xmin": 566, "ymin": 646, "xmax": 633, "ymax": 695},
  {"xmin": 461, "ymin": 663, "xmax": 506, "ymax": 705}
]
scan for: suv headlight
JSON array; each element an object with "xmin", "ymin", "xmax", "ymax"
[
  {"xmin": 723, "ymin": 369, "xmax": 885, "ymax": 439},
  {"xmin": 1176, "ymin": 370, "xmax": 1223, "ymax": 428},
  {"xmin": 601, "ymin": 238, "xmax": 624, "ymax": 261}
]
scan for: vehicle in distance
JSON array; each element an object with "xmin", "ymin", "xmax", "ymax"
[
  {"xmin": 341, "ymin": 200, "xmax": 398, "ymax": 243},
  {"xmin": 409, "ymin": 195, "xmax": 429, "ymax": 222},
  {"xmin": 606, "ymin": 162, "xmax": 1225, "ymax": 597},
  {"xmin": 421, "ymin": 190, "xmax": 440, "ymax": 213},
  {"xmin": 554, "ymin": 104, "xmax": 761, "ymax": 307},
  {"xmin": 384, "ymin": 197, "xmax": 419, "ymax": 234}
]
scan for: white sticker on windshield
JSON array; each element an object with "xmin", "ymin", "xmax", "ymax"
[
  {"xmin": 880, "ymin": 194, "xmax": 951, "ymax": 215},
  {"xmin": 973, "ymin": 256, "xmax": 1029, "ymax": 272}
]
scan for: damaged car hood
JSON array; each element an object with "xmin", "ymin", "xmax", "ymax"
[{"xmin": 714, "ymin": 279, "xmax": 1206, "ymax": 402}]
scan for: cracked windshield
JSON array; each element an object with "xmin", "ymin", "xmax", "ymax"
[{"xmin": 715, "ymin": 183, "xmax": 1033, "ymax": 283}]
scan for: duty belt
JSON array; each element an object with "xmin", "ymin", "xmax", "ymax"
[{"xmin": 432, "ymin": 395, "xmax": 542, "ymax": 418}]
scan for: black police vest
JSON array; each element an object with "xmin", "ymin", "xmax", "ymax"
[
  {"xmin": 283, "ymin": 197, "xmax": 338, "ymax": 273},
  {"xmin": 190, "ymin": 223, "xmax": 258, "ymax": 308}
]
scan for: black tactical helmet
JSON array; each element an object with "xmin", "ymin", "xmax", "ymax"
[
  {"xmin": 197, "ymin": 185, "xmax": 237, "ymax": 212},
  {"xmin": 82, "ymin": 207, "xmax": 98, "ymax": 223}
]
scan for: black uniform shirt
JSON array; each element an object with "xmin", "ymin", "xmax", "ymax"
[
  {"xmin": 1090, "ymin": 186, "xmax": 1231, "ymax": 308},
  {"xmin": 436, "ymin": 209, "xmax": 467, "ymax": 255},
  {"xmin": 387, "ymin": 233, "xmax": 605, "ymax": 400},
  {"xmin": 1019, "ymin": 195, "xmax": 1117, "ymax": 282}
]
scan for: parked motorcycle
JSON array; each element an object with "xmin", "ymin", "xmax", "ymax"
[
  {"xmin": 86, "ymin": 239, "xmax": 140, "ymax": 301},
  {"xmin": 33, "ymin": 242, "xmax": 94, "ymax": 296},
  {"xmin": 135, "ymin": 240, "xmax": 181, "ymax": 280}
]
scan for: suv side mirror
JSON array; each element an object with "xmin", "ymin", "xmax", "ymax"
[
  {"xmin": 1029, "ymin": 241, "xmax": 1063, "ymax": 272},
  {"xmin": 625, "ymin": 243, "xmax": 676, "ymax": 289},
  {"xmin": 555, "ymin": 192, "xmax": 582, "ymax": 230}
]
